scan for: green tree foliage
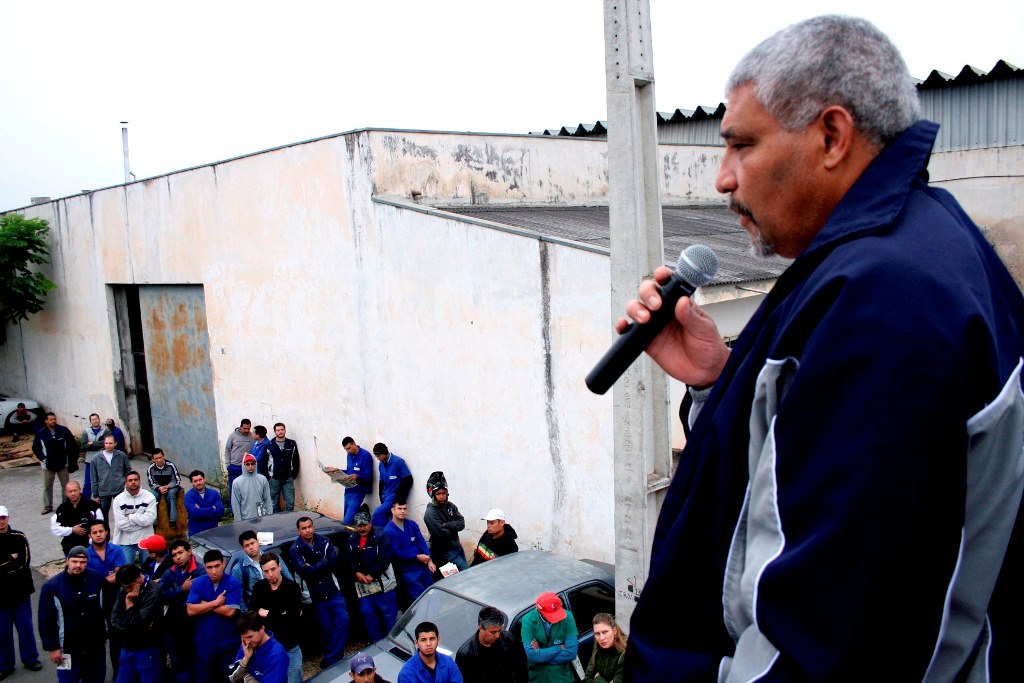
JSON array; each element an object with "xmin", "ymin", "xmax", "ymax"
[{"xmin": 0, "ymin": 214, "xmax": 57, "ymax": 342}]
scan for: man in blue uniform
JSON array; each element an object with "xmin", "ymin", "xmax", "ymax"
[
  {"xmin": 187, "ymin": 549, "xmax": 242, "ymax": 682},
  {"xmin": 371, "ymin": 443, "xmax": 412, "ymax": 527},
  {"xmin": 340, "ymin": 437, "xmax": 374, "ymax": 525}
]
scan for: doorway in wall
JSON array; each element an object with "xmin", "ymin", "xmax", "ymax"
[{"xmin": 113, "ymin": 284, "xmax": 220, "ymax": 484}]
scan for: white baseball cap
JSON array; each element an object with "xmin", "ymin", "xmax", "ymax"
[
  {"xmin": 482, "ymin": 508, "xmax": 505, "ymax": 521},
  {"xmin": 0, "ymin": 505, "xmax": 9, "ymax": 517}
]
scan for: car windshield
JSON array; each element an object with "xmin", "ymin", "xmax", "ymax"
[{"xmin": 389, "ymin": 586, "xmax": 489, "ymax": 656}]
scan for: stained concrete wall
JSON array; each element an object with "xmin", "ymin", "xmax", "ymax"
[{"xmin": 1, "ymin": 127, "xmax": 1019, "ymax": 563}]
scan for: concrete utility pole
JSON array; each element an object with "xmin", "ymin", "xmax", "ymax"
[
  {"xmin": 121, "ymin": 121, "xmax": 132, "ymax": 184},
  {"xmin": 602, "ymin": 0, "xmax": 673, "ymax": 626}
]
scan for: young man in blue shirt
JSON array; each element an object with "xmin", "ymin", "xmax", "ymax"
[{"xmin": 187, "ymin": 549, "xmax": 242, "ymax": 683}]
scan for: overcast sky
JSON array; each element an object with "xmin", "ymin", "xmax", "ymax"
[{"xmin": 1, "ymin": 0, "xmax": 1021, "ymax": 212}]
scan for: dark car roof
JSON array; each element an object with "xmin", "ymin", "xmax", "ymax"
[{"xmin": 190, "ymin": 511, "xmax": 350, "ymax": 556}]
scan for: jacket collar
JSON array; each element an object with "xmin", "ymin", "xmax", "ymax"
[{"xmin": 802, "ymin": 120, "xmax": 939, "ymax": 257}]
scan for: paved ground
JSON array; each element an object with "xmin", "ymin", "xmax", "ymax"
[
  {"xmin": 0, "ymin": 448, "xmax": 92, "ymax": 681},
  {"xmin": 0, "ymin": 446, "xmax": 365, "ymax": 681}
]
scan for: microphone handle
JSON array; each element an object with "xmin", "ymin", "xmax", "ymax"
[{"xmin": 585, "ymin": 273, "xmax": 697, "ymax": 395}]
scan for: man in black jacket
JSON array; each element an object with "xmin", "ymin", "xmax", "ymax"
[
  {"xmin": 423, "ymin": 476, "xmax": 468, "ymax": 576},
  {"xmin": 455, "ymin": 606, "xmax": 527, "ymax": 683},
  {"xmin": 0, "ymin": 507, "xmax": 42, "ymax": 679},
  {"xmin": 266, "ymin": 423, "xmax": 300, "ymax": 512},
  {"xmin": 51, "ymin": 480, "xmax": 104, "ymax": 558},
  {"xmin": 110, "ymin": 564, "xmax": 165, "ymax": 682},
  {"xmin": 32, "ymin": 412, "xmax": 78, "ymax": 515},
  {"xmin": 470, "ymin": 509, "xmax": 519, "ymax": 567},
  {"xmin": 250, "ymin": 552, "xmax": 305, "ymax": 683}
]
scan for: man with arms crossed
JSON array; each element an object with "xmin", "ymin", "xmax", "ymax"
[
  {"xmin": 250, "ymin": 552, "xmax": 305, "ymax": 683},
  {"xmin": 187, "ymin": 549, "xmax": 243, "ymax": 683},
  {"xmin": 184, "ymin": 469, "xmax": 225, "ymax": 535}
]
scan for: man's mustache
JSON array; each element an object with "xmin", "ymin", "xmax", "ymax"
[{"xmin": 729, "ymin": 198, "xmax": 754, "ymax": 222}]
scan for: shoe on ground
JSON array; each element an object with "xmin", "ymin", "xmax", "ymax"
[
  {"xmin": 40, "ymin": 507, "xmax": 53, "ymax": 515},
  {"xmin": 25, "ymin": 661, "xmax": 43, "ymax": 671}
]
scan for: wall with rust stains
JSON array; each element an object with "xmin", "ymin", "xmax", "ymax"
[
  {"xmin": 1, "ymin": 127, "xmax": 1019, "ymax": 564},
  {"xmin": 365, "ymin": 131, "xmax": 725, "ymax": 206}
]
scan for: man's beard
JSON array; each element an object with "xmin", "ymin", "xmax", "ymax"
[
  {"xmin": 749, "ymin": 230, "xmax": 775, "ymax": 259},
  {"xmin": 730, "ymin": 197, "xmax": 775, "ymax": 259}
]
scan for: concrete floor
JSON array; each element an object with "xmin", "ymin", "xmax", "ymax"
[{"xmin": 0, "ymin": 448, "xmax": 142, "ymax": 682}]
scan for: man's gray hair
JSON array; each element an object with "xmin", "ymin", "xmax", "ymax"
[
  {"xmin": 726, "ymin": 15, "xmax": 920, "ymax": 146},
  {"xmin": 477, "ymin": 605, "xmax": 506, "ymax": 630}
]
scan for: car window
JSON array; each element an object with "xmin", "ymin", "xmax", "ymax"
[
  {"xmin": 566, "ymin": 581, "xmax": 615, "ymax": 637},
  {"xmin": 390, "ymin": 587, "xmax": 487, "ymax": 657},
  {"xmin": 566, "ymin": 581, "xmax": 615, "ymax": 670}
]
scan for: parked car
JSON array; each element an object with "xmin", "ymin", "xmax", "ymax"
[
  {"xmin": 188, "ymin": 510, "xmax": 365, "ymax": 644},
  {"xmin": 309, "ymin": 550, "xmax": 616, "ymax": 682},
  {"xmin": 1, "ymin": 394, "xmax": 43, "ymax": 435}
]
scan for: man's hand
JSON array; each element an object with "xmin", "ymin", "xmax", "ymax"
[
  {"xmin": 212, "ymin": 590, "xmax": 226, "ymax": 607},
  {"xmin": 72, "ymin": 524, "xmax": 87, "ymax": 536},
  {"xmin": 106, "ymin": 573, "xmax": 118, "ymax": 584},
  {"xmin": 240, "ymin": 639, "xmax": 255, "ymax": 665},
  {"xmin": 182, "ymin": 576, "xmax": 194, "ymax": 591},
  {"xmin": 617, "ymin": 266, "xmax": 730, "ymax": 388},
  {"xmin": 257, "ymin": 608, "xmax": 270, "ymax": 618},
  {"xmin": 49, "ymin": 649, "xmax": 64, "ymax": 665},
  {"xmin": 124, "ymin": 582, "xmax": 141, "ymax": 608},
  {"xmin": 159, "ymin": 485, "xmax": 169, "ymax": 494}
]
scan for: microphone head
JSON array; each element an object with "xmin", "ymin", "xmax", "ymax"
[{"xmin": 676, "ymin": 244, "xmax": 718, "ymax": 287}]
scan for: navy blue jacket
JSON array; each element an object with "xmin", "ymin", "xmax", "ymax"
[
  {"xmin": 32, "ymin": 424, "xmax": 77, "ymax": 471},
  {"xmin": 289, "ymin": 533, "xmax": 343, "ymax": 602},
  {"xmin": 348, "ymin": 526, "xmax": 394, "ymax": 581},
  {"xmin": 266, "ymin": 438, "xmax": 300, "ymax": 481},
  {"xmin": 626, "ymin": 121, "xmax": 1024, "ymax": 681},
  {"xmin": 38, "ymin": 568, "xmax": 107, "ymax": 654}
]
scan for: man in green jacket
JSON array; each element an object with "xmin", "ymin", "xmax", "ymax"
[{"xmin": 520, "ymin": 592, "xmax": 578, "ymax": 683}]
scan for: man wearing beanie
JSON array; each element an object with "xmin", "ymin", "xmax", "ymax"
[
  {"xmin": 423, "ymin": 474, "xmax": 468, "ymax": 576},
  {"xmin": 38, "ymin": 546, "xmax": 108, "ymax": 683}
]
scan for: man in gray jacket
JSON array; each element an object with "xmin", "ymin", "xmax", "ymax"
[
  {"xmin": 79, "ymin": 413, "xmax": 108, "ymax": 500},
  {"xmin": 224, "ymin": 419, "xmax": 255, "ymax": 511},
  {"xmin": 91, "ymin": 435, "xmax": 131, "ymax": 521},
  {"xmin": 231, "ymin": 454, "xmax": 273, "ymax": 521}
]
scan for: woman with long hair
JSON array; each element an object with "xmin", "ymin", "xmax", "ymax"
[{"xmin": 584, "ymin": 613, "xmax": 627, "ymax": 682}]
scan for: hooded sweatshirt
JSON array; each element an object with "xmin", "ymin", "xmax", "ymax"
[
  {"xmin": 471, "ymin": 523, "xmax": 519, "ymax": 566},
  {"xmin": 230, "ymin": 468, "xmax": 273, "ymax": 521}
]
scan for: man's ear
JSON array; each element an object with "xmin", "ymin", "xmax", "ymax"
[{"xmin": 818, "ymin": 106, "xmax": 856, "ymax": 170}]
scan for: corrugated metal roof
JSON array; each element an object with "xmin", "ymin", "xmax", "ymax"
[
  {"xmin": 532, "ymin": 61, "xmax": 1022, "ymax": 141},
  {"xmin": 443, "ymin": 204, "xmax": 790, "ymax": 285}
]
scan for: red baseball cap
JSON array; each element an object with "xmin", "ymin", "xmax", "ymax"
[
  {"xmin": 535, "ymin": 591, "xmax": 566, "ymax": 622},
  {"xmin": 138, "ymin": 534, "xmax": 167, "ymax": 553}
]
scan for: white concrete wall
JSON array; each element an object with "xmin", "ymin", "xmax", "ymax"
[{"xmin": 930, "ymin": 146, "xmax": 1024, "ymax": 285}]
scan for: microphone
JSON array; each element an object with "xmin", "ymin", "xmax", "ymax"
[{"xmin": 586, "ymin": 244, "xmax": 718, "ymax": 395}]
